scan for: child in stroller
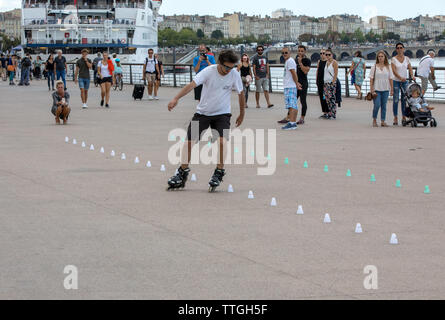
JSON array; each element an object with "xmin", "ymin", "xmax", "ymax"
[{"xmin": 402, "ymin": 82, "xmax": 437, "ymax": 127}]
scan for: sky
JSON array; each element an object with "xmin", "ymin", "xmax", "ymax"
[{"xmin": 1, "ymin": 0, "xmax": 444, "ymax": 21}]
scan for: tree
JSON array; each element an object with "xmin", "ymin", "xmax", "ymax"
[
  {"xmin": 196, "ymin": 29, "xmax": 205, "ymax": 39},
  {"xmin": 211, "ymin": 30, "xmax": 224, "ymax": 40},
  {"xmin": 353, "ymin": 28, "xmax": 365, "ymax": 43},
  {"xmin": 298, "ymin": 33, "xmax": 312, "ymax": 43},
  {"xmin": 0, "ymin": 33, "xmax": 21, "ymax": 51}
]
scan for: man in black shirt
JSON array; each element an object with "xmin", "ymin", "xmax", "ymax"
[
  {"xmin": 54, "ymin": 50, "xmax": 67, "ymax": 89},
  {"xmin": 0, "ymin": 53, "xmax": 6, "ymax": 81}
]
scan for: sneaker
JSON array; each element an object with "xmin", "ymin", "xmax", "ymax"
[
  {"xmin": 148, "ymin": 95, "xmax": 154, "ymax": 100},
  {"xmin": 105, "ymin": 104, "xmax": 110, "ymax": 108},
  {"xmin": 281, "ymin": 122, "xmax": 297, "ymax": 130},
  {"xmin": 277, "ymin": 118, "xmax": 289, "ymax": 124},
  {"xmin": 100, "ymin": 99, "xmax": 104, "ymax": 106},
  {"xmin": 434, "ymin": 86, "xmax": 441, "ymax": 92},
  {"xmin": 82, "ymin": 103, "xmax": 88, "ymax": 109},
  {"xmin": 154, "ymin": 96, "xmax": 159, "ymax": 100},
  {"xmin": 297, "ymin": 119, "xmax": 305, "ymax": 125}
]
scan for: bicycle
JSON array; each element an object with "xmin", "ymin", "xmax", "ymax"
[{"xmin": 114, "ymin": 73, "xmax": 123, "ymax": 91}]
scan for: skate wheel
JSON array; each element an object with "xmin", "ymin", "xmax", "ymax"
[{"xmin": 208, "ymin": 186, "xmax": 216, "ymax": 193}]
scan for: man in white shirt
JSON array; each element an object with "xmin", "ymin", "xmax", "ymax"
[
  {"xmin": 280, "ymin": 48, "xmax": 301, "ymax": 130},
  {"xmin": 143, "ymin": 48, "xmax": 160, "ymax": 100},
  {"xmin": 417, "ymin": 49, "xmax": 441, "ymax": 95},
  {"xmin": 167, "ymin": 50, "xmax": 245, "ymax": 191}
]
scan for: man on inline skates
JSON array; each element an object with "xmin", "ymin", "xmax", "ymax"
[{"xmin": 167, "ymin": 50, "xmax": 245, "ymax": 192}]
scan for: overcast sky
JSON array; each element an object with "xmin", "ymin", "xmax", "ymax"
[{"xmin": 1, "ymin": 0, "xmax": 444, "ymax": 21}]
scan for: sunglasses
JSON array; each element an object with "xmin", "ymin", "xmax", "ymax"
[
  {"xmin": 257, "ymin": 49, "xmax": 264, "ymax": 51},
  {"xmin": 320, "ymin": 52, "xmax": 325, "ymax": 55},
  {"xmin": 221, "ymin": 64, "xmax": 235, "ymax": 71},
  {"xmin": 396, "ymin": 47, "xmax": 403, "ymax": 49},
  {"xmin": 325, "ymin": 54, "xmax": 332, "ymax": 56},
  {"xmin": 281, "ymin": 52, "xmax": 289, "ymax": 55}
]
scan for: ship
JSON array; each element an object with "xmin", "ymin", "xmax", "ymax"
[{"xmin": 21, "ymin": 0, "xmax": 162, "ymax": 61}]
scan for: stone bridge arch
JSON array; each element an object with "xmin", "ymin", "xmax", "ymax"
[
  {"xmin": 405, "ymin": 50, "xmax": 413, "ymax": 58},
  {"xmin": 416, "ymin": 49, "xmax": 424, "ymax": 58},
  {"xmin": 310, "ymin": 52, "xmax": 321, "ymax": 62},
  {"xmin": 438, "ymin": 49, "xmax": 445, "ymax": 57}
]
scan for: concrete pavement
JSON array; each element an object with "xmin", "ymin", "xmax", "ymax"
[{"xmin": 1, "ymin": 80, "xmax": 445, "ymax": 299}]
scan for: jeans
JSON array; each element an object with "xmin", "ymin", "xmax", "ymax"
[
  {"xmin": 9, "ymin": 71, "xmax": 15, "ymax": 83},
  {"xmin": 372, "ymin": 91, "xmax": 389, "ymax": 121},
  {"xmin": 20, "ymin": 67, "xmax": 30, "ymax": 84},
  {"xmin": 393, "ymin": 80, "xmax": 408, "ymax": 117},
  {"xmin": 56, "ymin": 69, "xmax": 66, "ymax": 88},
  {"xmin": 47, "ymin": 70, "xmax": 55, "ymax": 89}
]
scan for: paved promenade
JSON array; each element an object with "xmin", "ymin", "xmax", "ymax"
[{"xmin": 1, "ymin": 81, "xmax": 445, "ymax": 299}]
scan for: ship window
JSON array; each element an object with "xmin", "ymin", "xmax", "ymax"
[{"xmin": 141, "ymin": 13, "xmax": 145, "ymax": 21}]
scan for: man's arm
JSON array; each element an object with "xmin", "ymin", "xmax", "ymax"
[
  {"xmin": 236, "ymin": 92, "xmax": 245, "ymax": 127},
  {"xmin": 266, "ymin": 63, "xmax": 270, "ymax": 78},
  {"xmin": 290, "ymin": 69, "xmax": 299, "ymax": 87},
  {"xmin": 430, "ymin": 66, "xmax": 435, "ymax": 80},
  {"xmin": 168, "ymin": 81, "xmax": 197, "ymax": 111},
  {"xmin": 299, "ymin": 58, "xmax": 310, "ymax": 74},
  {"xmin": 142, "ymin": 61, "xmax": 146, "ymax": 79},
  {"xmin": 85, "ymin": 58, "xmax": 92, "ymax": 69}
]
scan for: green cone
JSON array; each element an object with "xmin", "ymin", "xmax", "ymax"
[
  {"xmin": 324, "ymin": 165, "xmax": 329, "ymax": 172},
  {"xmin": 346, "ymin": 169, "xmax": 351, "ymax": 177},
  {"xmin": 303, "ymin": 161, "xmax": 308, "ymax": 168},
  {"xmin": 424, "ymin": 185, "xmax": 430, "ymax": 194},
  {"xmin": 370, "ymin": 174, "xmax": 376, "ymax": 182}
]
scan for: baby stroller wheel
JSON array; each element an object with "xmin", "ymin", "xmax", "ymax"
[
  {"xmin": 431, "ymin": 119, "xmax": 437, "ymax": 127},
  {"xmin": 423, "ymin": 121, "xmax": 428, "ymax": 127},
  {"xmin": 402, "ymin": 119, "xmax": 407, "ymax": 127},
  {"xmin": 411, "ymin": 119, "xmax": 417, "ymax": 127}
]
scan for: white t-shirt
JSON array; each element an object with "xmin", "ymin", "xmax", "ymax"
[
  {"xmin": 391, "ymin": 56, "xmax": 411, "ymax": 81},
  {"xmin": 417, "ymin": 55, "xmax": 434, "ymax": 78},
  {"xmin": 193, "ymin": 65, "xmax": 244, "ymax": 116},
  {"xmin": 283, "ymin": 57, "xmax": 297, "ymax": 89},
  {"xmin": 145, "ymin": 56, "xmax": 157, "ymax": 73},
  {"xmin": 98, "ymin": 60, "xmax": 111, "ymax": 77},
  {"xmin": 370, "ymin": 64, "xmax": 393, "ymax": 91}
]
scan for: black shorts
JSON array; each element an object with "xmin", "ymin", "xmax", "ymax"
[
  {"xmin": 100, "ymin": 76, "xmax": 112, "ymax": 84},
  {"xmin": 186, "ymin": 113, "xmax": 232, "ymax": 141},
  {"xmin": 194, "ymin": 84, "xmax": 203, "ymax": 101}
]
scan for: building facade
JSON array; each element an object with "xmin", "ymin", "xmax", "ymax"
[{"xmin": 0, "ymin": 9, "xmax": 21, "ymax": 40}]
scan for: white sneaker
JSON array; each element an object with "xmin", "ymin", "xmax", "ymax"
[
  {"xmin": 154, "ymin": 96, "xmax": 159, "ymax": 100},
  {"xmin": 148, "ymin": 95, "xmax": 153, "ymax": 100},
  {"xmin": 82, "ymin": 103, "xmax": 88, "ymax": 109}
]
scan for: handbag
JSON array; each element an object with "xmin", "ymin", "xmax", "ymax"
[
  {"xmin": 366, "ymin": 65, "xmax": 378, "ymax": 101},
  {"xmin": 7, "ymin": 65, "xmax": 14, "ymax": 72}
]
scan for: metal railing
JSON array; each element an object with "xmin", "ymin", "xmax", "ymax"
[{"xmin": 64, "ymin": 62, "xmax": 445, "ymax": 102}]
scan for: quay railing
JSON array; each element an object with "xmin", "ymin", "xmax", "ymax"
[{"xmin": 65, "ymin": 62, "xmax": 445, "ymax": 102}]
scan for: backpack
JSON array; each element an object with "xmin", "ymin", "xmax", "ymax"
[{"xmin": 22, "ymin": 57, "xmax": 31, "ymax": 68}]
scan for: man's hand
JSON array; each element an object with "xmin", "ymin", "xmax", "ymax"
[
  {"xmin": 297, "ymin": 82, "xmax": 302, "ymax": 90},
  {"xmin": 255, "ymin": 76, "xmax": 259, "ymax": 80},
  {"xmin": 168, "ymin": 98, "xmax": 178, "ymax": 111},
  {"xmin": 235, "ymin": 111, "xmax": 244, "ymax": 127}
]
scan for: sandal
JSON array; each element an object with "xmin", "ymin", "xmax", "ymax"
[
  {"xmin": 267, "ymin": 104, "xmax": 274, "ymax": 108},
  {"xmin": 381, "ymin": 121, "xmax": 388, "ymax": 127},
  {"xmin": 373, "ymin": 120, "xmax": 378, "ymax": 127},
  {"xmin": 297, "ymin": 119, "xmax": 305, "ymax": 125},
  {"xmin": 393, "ymin": 117, "xmax": 398, "ymax": 126}
]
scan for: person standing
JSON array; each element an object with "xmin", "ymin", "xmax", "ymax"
[
  {"xmin": 350, "ymin": 51, "xmax": 366, "ymax": 99},
  {"xmin": 252, "ymin": 45, "xmax": 274, "ymax": 108},
  {"xmin": 143, "ymin": 48, "xmax": 160, "ymax": 100},
  {"xmin": 97, "ymin": 51, "xmax": 115, "ymax": 108},
  {"xmin": 417, "ymin": 49, "xmax": 441, "ymax": 95},
  {"xmin": 370, "ymin": 51, "xmax": 393, "ymax": 127},
  {"xmin": 74, "ymin": 49, "xmax": 92, "ymax": 109},
  {"xmin": 280, "ymin": 48, "xmax": 301, "ymax": 130},
  {"xmin": 0, "ymin": 53, "xmax": 6, "ymax": 81},
  {"xmin": 7, "ymin": 54, "xmax": 17, "ymax": 85},
  {"xmin": 51, "ymin": 80, "xmax": 71, "ymax": 125},
  {"xmin": 192, "ymin": 44, "xmax": 216, "ymax": 101},
  {"xmin": 154, "ymin": 54, "xmax": 164, "ymax": 98},
  {"xmin": 93, "ymin": 52, "xmax": 102, "ymax": 86},
  {"xmin": 316, "ymin": 49, "xmax": 329, "ymax": 119},
  {"xmin": 391, "ymin": 42, "xmax": 415, "ymax": 126},
  {"xmin": 33, "ymin": 56, "xmax": 43, "ymax": 79},
  {"xmin": 237, "ymin": 53, "xmax": 252, "ymax": 108},
  {"xmin": 45, "ymin": 54, "xmax": 55, "ymax": 91},
  {"xmin": 323, "ymin": 49, "xmax": 338, "ymax": 119},
  {"xmin": 54, "ymin": 50, "xmax": 67, "ymax": 90},
  {"xmin": 166, "ymin": 50, "xmax": 245, "ymax": 191},
  {"xmin": 18, "ymin": 54, "xmax": 32, "ymax": 86}
]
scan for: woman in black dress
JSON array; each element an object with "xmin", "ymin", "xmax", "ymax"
[
  {"xmin": 316, "ymin": 49, "xmax": 329, "ymax": 118},
  {"xmin": 237, "ymin": 54, "xmax": 253, "ymax": 108}
]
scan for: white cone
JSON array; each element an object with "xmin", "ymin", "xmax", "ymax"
[
  {"xmin": 160, "ymin": 164, "xmax": 166, "ymax": 171},
  {"xmin": 146, "ymin": 161, "xmax": 152, "ymax": 168},
  {"xmin": 390, "ymin": 233, "xmax": 398, "ymax": 244},
  {"xmin": 121, "ymin": 153, "xmax": 126, "ymax": 160},
  {"xmin": 100, "ymin": 147, "xmax": 105, "ymax": 153},
  {"xmin": 323, "ymin": 213, "xmax": 331, "ymax": 223},
  {"xmin": 270, "ymin": 197, "xmax": 277, "ymax": 206},
  {"xmin": 72, "ymin": 139, "xmax": 77, "ymax": 145},
  {"xmin": 65, "ymin": 136, "xmax": 69, "ymax": 143},
  {"xmin": 134, "ymin": 156, "xmax": 140, "ymax": 164},
  {"xmin": 355, "ymin": 223, "xmax": 363, "ymax": 233},
  {"xmin": 110, "ymin": 150, "xmax": 115, "ymax": 157},
  {"xmin": 228, "ymin": 184, "xmax": 234, "ymax": 193},
  {"xmin": 90, "ymin": 144, "xmax": 94, "ymax": 151},
  {"xmin": 81, "ymin": 141, "xmax": 86, "ymax": 148},
  {"xmin": 297, "ymin": 205, "xmax": 304, "ymax": 215},
  {"xmin": 191, "ymin": 173, "xmax": 197, "ymax": 181},
  {"xmin": 248, "ymin": 190, "xmax": 254, "ymax": 199}
]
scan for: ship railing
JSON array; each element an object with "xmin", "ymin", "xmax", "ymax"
[{"xmin": 63, "ymin": 62, "xmax": 445, "ymax": 102}]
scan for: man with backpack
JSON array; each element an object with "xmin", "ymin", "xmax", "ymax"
[
  {"xmin": 417, "ymin": 49, "xmax": 441, "ymax": 95},
  {"xmin": 19, "ymin": 54, "xmax": 32, "ymax": 86},
  {"xmin": 142, "ymin": 48, "xmax": 160, "ymax": 100}
]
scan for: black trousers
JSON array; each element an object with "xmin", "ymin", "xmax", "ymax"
[
  {"xmin": 297, "ymin": 81, "xmax": 308, "ymax": 116},
  {"xmin": 317, "ymin": 83, "xmax": 329, "ymax": 113}
]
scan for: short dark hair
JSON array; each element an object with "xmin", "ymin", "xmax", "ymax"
[
  {"xmin": 355, "ymin": 50, "xmax": 363, "ymax": 58},
  {"xmin": 206, "ymin": 47, "xmax": 211, "ymax": 52},
  {"xmin": 396, "ymin": 42, "xmax": 404, "ymax": 48},
  {"xmin": 256, "ymin": 45, "xmax": 264, "ymax": 51},
  {"xmin": 148, "ymin": 48, "xmax": 154, "ymax": 52},
  {"xmin": 218, "ymin": 49, "xmax": 239, "ymax": 64},
  {"xmin": 298, "ymin": 45, "xmax": 307, "ymax": 51},
  {"xmin": 81, "ymin": 48, "xmax": 89, "ymax": 54}
]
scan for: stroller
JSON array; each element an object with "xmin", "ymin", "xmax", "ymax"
[{"xmin": 401, "ymin": 82, "xmax": 437, "ymax": 127}]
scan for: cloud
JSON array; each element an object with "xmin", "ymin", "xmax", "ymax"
[
  {"xmin": 0, "ymin": 0, "xmax": 20, "ymax": 11},
  {"xmin": 363, "ymin": 5, "xmax": 378, "ymax": 23}
]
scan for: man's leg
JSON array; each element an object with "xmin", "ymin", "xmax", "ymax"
[
  {"xmin": 429, "ymin": 73, "xmax": 440, "ymax": 91},
  {"xmin": 264, "ymin": 90, "xmax": 272, "ymax": 106},
  {"xmin": 80, "ymin": 88, "xmax": 85, "ymax": 103},
  {"xmin": 84, "ymin": 89, "xmax": 88, "ymax": 104}
]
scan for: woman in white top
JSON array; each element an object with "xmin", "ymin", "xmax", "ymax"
[
  {"xmin": 97, "ymin": 51, "xmax": 115, "ymax": 108},
  {"xmin": 391, "ymin": 42, "xmax": 415, "ymax": 126},
  {"xmin": 370, "ymin": 51, "xmax": 394, "ymax": 127},
  {"xmin": 323, "ymin": 49, "xmax": 338, "ymax": 119}
]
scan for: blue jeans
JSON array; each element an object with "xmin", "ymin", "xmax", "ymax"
[
  {"xmin": 47, "ymin": 70, "xmax": 55, "ymax": 89},
  {"xmin": 393, "ymin": 80, "xmax": 408, "ymax": 117},
  {"xmin": 372, "ymin": 91, "xmax": 389, "ymax": 121},
  {"xmin": 20, "ymin": 67, "xmax": 30, "ymax": 84},
  {"xmin": 56, "ymin": 69, "xmax": 66, "ymax": 88}
]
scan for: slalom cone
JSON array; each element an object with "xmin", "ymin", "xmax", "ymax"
[
  {"xmin": 121, "ymin": 153, "xmax": 126, "ymax": 160},
  {"xmin": 296, "ymin": 205, "xmax": 304, "ymax": 215},
  {"xmin": 191, "ymin": 173, "xmax": 197, "ymax": 182},
  {"xmin": 110, "ymin": 150, "xmax": 115, "ymax": 157},
  {"xmin": 270, "ymin": 197, "xmax": 277, "ymax": 206},
  {"xmin": 390, "ymin": 233, "xmax": 398, "ymax": 244},
  {"xmin": 284, "ymin": 157, "xmax": 289, "ymax": 164},
  {"xmin": 346, "ymin": 169, "xmax": 351, "ymax": 177},
  {"xmin": 160, "ymin": 164, "xmax": 166, "ymax": 172},
  {"xmin": 90, "ymin": 144, "xmax": 94, "ymax": 151},
  {"xmin": 227, "ymin": 184, "xmax": 234, "ymax": 193},
  {"xmin": 303, "ymin": 161, "xmax": 308, "ymax": 168},
  {"xmin": 395, "ymin": 179, "xmax": 401, "ymax": 188},
  {"xmin": 134, "ymin": 157, "xmax": 140, "ymax": 164},
  {"xmin": 72, "ymin": 139, "xmax": 77, "ymax": 145},
  {"xmin": 81, "ymin": 141, "xmax": 86, "ymax": 148},
  {"xmin": 424, "ymin": 185, "xmax": 430, "ymax": 194},
  {"xmin": 234, "ymin": 147, "xmax": 239, "ymax": 153},
  {"xmin": 65, "ymin": 136, "xmax": 69, "ymax": 143},
  {"xmin": 146, "ymin": 161, "xmax": 152, "ymax": 168},
  {"xmin": 267, "ymin": 153, "xmax": 271, "ymax": 160},
  {"xmin": 324, "ymin": 165, "xmax": 329, "ymax": 172},
  {"xmin": 250, "ymin": 150, "xmax": 255, "ymax": 157},
  {"xmin": 370, "ymin": 174, "xmax": 376, "ymax": 182},
  {"xmin": 355, "ymin": 223, "xmax": 363, "ymax": 233},
  {"xmin": 100, "ymin": 147, "xmax": 105, "ymax": 153},
  {"xmin": 248, "ymin": 190, "xmax": 254, "ymax": 199},
  {"xmin": 323, "ymin": 213, "xmax": 331, "ymax": 223}
]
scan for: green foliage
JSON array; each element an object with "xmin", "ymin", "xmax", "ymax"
[
  {"xmin": 0, "ymin": 33, "xmax": 21, "ymax": 51},
  {"xmin": 196, "ymin": 29, "xmax": 205, "ymax": 39},
  {"xmin": 211, "ymin": 30, "xmax": 224, "ymax": 39}
]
